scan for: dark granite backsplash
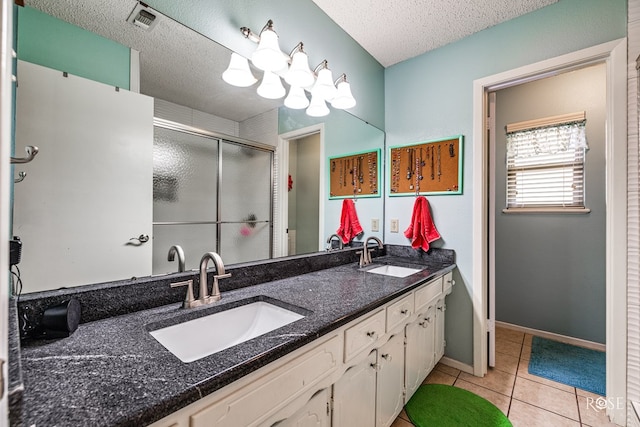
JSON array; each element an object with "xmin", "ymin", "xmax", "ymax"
[{"xmin": 16, "ymin": 245, "xmax": 423, "ymax": 332}]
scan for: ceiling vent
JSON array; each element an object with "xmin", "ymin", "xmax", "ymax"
[{"xmin": 126, "ymin": 2, "xmax": 159, "ymax": 31}]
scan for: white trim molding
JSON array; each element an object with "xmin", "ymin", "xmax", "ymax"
[
  {"xmin": 275, "ymin": 124, "xmax": 325, "ymax": 258},
  {"xmin": 495, "ymin": 321, "xmax": 606, "ymax": 352},
  {"xmin": 472, "ymin": 38, "xmax": 627, "ymax": 424}
]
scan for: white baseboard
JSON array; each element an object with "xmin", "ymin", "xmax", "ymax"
[
  {"xmin": 439, "ymin": 356, "xmax": 474, "ymax": 375},
  {"xmin": 495, "ymin": 320, "xmax": 605, "ymax": 352}
]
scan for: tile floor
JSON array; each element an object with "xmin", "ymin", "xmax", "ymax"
[{"xmin": 391, "ymin": 326, "xmax": 616, "ymax": 427}]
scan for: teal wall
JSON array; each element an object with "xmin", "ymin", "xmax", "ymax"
[
  {"xmin": 17, "ymin": 6, "xmax": 130, "ymax": 89},
  {"xmin": 384, "ymin": 0, "xmax": 626, "ymax": 365},
  {"xmin": 144, "ymin": 0, "xmax": 385, "ymax": 130}
]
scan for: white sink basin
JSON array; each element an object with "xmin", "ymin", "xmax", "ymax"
[
  {"xmin": 150, "ymin": 301, "xmax": 305, "ymax": 362},
  {"xmin": 366, "ymin": 265, "xmax": 423, "ymax": 278}
]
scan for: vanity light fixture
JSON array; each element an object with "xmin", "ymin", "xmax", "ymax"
[
  {"xmin": 331, "ymin": 74, "xmax": 356, "ymax": 109},
  {"xmin": 306, "ymin": 91, "xmax": 330, "ymax": 117},
  {"xmin": 222, "ymin": 53, "xmax": 257, "ymax": 87},
  {"xmin": 249, "ymin": 20, "xmax": 288, "ymax": 72},
  {"xmin": 311, "ymin": 60, "xmax": 337, "ymax": 102},
  {"xmin": 223, "ymin": 19, "xmax": 356, "ymax": 116},
  {"xmin": 257, "ymin": 70, "xmax": 286, "ymax": 99}
]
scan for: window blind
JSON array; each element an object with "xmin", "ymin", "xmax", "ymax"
[{"xmin": 505, "ymin": 120, "xmax": 587, "ymax": 209}]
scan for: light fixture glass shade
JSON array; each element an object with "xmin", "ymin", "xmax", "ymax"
[
  {"xmin": 306, "ymin": 92, "xmax": 330, "ymax": 117},
  {"xmin": 331, "ymin": 81, "xmax": 356, "ymax": 109},
  {"xmin": 284, "ymin": 86, "xmax": 309, "ymax": 109},
  {"xmin": 312, "ymin": 67, "xmax": 337, "ymax": 101},
  {"xmin": 222, "ymin": 53, "xmax": 257, "ymax": 87},
  {"xmin": 251, "ymin": 29, "xmax": 287, "ymax": 71},
  {"xmin": 284, "ymin": 51, "xmax": 314, "ymax": 88},
  {"xmin": 257, "ymin": 70, "xmax": 285, "ymax": 99}
]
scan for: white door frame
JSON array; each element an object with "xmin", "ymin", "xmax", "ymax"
[
  {"xmin": 275, "ymin": 124, "xmax": 325, "ymax": 258},
  {"xmin": 472, "ymin": 38, "xmax": 627, "ymax": 423},
  {"xmin": 0, "ymin": 0, "xmax": 13, "ymax": 421}
]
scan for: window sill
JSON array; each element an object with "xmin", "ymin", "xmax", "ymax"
[{"xmin": 502, "ymin": 207, "xmax": 591, "ymax": 214}]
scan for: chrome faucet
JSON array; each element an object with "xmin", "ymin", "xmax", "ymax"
[
  {"xmin": 358, "ymin": 236, "xmax": 383, "ymax": 267},
  {"xmin": 326, "ymin": 234, "xmax": 344, "ymax": 251},
  {"xmin": 198, "ymin": 252, "xmax": 231, "ymax": 304},
  {"xmin": 167, "ymin": 245, "xmax": 186, "ymax": 272}
]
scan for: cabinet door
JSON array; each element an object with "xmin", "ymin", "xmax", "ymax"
[
  {"xmin": 271, "ymin": 388, "xmax": 330, "ymax": 427},
  {"xmin": 404, "ymin": 305, "xmax": 436, "ymax": 402},
  {"xmin": 332, "ymin": 350, "xmax": 377, "ymax": 427},
  {"xmin": 376, "ymin": 333, "xmax": 405, "ymax": 427},
  {"xmin": 435, "ymin": 298, "xmax": 446, "ymax": 361}
]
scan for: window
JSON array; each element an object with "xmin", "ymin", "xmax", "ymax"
[{"xmin": 505, "ymin": 113, "xmax": 588, "ymax": 211}]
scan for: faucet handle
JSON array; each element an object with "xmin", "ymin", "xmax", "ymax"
[{"xmin": 171, "ymin": 279, "xmax": 195, "ymax": 308}]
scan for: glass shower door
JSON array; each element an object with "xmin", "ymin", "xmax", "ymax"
[
  {"xmin": 152, "ymin": 127, "xmax": 219, "ymax": 273},
  {"xmin": 218, "ymin": 141, "xmax": 273, "ymax": 264}
]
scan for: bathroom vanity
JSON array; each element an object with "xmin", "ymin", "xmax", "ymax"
[{"xmin": 10, "ymin": 246, "xmax": 455, "ymax": 427}]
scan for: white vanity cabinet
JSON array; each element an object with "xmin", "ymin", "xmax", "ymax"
[
  {"xmin": 375, "ymin": 333, "xmax": 406, "ymax": 427},
  {"xmin": 272, "ymin": 388, "xmax": 331, "ymax": 427},
  {"xmin": 150, "ymin": 269, "xmax": 454, "ymax": 427},
  {"xmin": 332, "ymin": 350, "xmax": 377, "ymax": 427},
  {"xmin": 405, "ymin": 304, "xmax": 437, "ymax": 400}
]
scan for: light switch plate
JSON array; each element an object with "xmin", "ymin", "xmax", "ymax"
[
  {"xmin": 390, "ymin": 219, "xmax": 399, "ymax": 233},
  {"xmin": 371, "ymin": 218, "xmax": 379, "ymax": 232}
]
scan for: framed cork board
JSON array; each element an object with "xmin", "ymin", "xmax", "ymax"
[
  {"xmin": 329, "ymin": 149, "xmax": 381, "ymax": 199},
  {"xmin": 389, "ymin": 135, "xmax": 463, "ymax": 196}
]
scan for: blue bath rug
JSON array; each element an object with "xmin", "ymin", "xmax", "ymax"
[{"xmin": 528, "ymin": 336, "xmax": 605, "ymax": 396}]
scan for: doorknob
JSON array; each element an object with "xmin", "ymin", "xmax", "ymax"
[{"xmin": 127, "ymin": 234, "xmax": 150, "ymax": 245}]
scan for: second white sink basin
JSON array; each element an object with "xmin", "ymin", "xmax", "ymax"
[
  {"xmin": 366, "ymin": 265, "xmax": 423, "ymax": 278},
  {"xmin": 150, "ymin": 301, "xmax": 305, "ymax": 362}
]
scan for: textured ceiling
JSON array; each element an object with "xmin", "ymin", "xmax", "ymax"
[
  {"xmin": 24, "ymin": 0, "xmax": 281, "ymax": 123},
  {"xmin": 311, "ymin": 0, "xmax": 558, "ymax": 67},
  {"xmin": 24, "ymin": 0, "xmax": 559, "ymax": 122}
]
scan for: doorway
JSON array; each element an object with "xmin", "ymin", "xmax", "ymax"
[
  {"xmin": 488, "ymin": 63, "xmax": 607, "ymax": 364},
  {"xmin": 276, "ymin": 124, "xmax": 325, "ymax": 258},
  {"xmin": 472, "ymin": 39, "xmax": 627, "ymax": 423},
  {"xmin": 288, "ymin": 133, "xmax": 321, "ymax": 255}
]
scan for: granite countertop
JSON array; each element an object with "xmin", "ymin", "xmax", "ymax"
[{"xmin": 17, "ymin": 252, "xmax": 455, "ymax": 427}]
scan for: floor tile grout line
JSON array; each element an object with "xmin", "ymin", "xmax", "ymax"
[{"xmin": 510, "ymin": 396, "xmax": 583, "ymax": 424}]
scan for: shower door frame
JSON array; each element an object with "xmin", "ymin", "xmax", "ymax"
[{"xmin": 153, "ymin": 118, "xmax": 275, "ymax": 265}]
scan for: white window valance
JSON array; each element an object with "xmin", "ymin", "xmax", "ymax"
[{"xmin": 505, "ymin": 116, "xmax": 588, "ymax": 210}]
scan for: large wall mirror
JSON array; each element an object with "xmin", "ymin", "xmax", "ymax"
[{"xmin": 12, "ymin": 0, "xmax": 385, "ymax": 294}]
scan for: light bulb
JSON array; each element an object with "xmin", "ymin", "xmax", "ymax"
[
  {"xmin": 312, "ymin": 67, "xmax": 337, "ymax": 101},
  {"xmin": 257, "ymin": 70, "xmax": 285, "ymax": 99},
  {"xmin": 222, "ymin": 53, "xmax": 257, "ymax": 87},
  {"xmin": 331, "ymin": 80, "xmax": 356, "ymax": 109},
  {"xmin": 251, "ymin": 28, "xmax": 287, "ymax": 72},
  {"xmin": 284, "ymin": 86, "xmax": 310, "ymax": 109},
  {"xmin": 285, "ymin": 51, "xmax": 314, "ymax": 88},
  {"xmin": 306, "ymin": 91, "xmax": 330, "ymax": 117}
]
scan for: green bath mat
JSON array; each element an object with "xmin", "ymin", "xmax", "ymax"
[{"xmin": 405, "ymin": 384, "xmax": 512, "ymax": 427}]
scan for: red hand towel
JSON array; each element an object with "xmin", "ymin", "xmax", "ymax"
[
  {"xmin": 336, "ymin": 199, "xmax": 363, "ymax": 244},
  {"xmin": 404, "ymin": 196, "xmax": 441, "ymax": 251}
]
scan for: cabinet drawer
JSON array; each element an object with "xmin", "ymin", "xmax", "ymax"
[
  {"xmin": 415, "ymin": 276, "xmax": 443, "ymax": 313},
  {"xmin": 190, "ymin": 335, "xmax": 342, "ymax": 427},
  {"xmin": 386, "ymin": 293, "xmax": 414, "ymax": 332},
  {"xmin": 344, "ymin": 309, "xmax": 386, "ymax": 361},
  {"xmin": 443, "ymin": 271, "xmax": 454, "ymax": 295}
]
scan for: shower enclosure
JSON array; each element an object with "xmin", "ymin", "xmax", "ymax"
[{"xmin": 152, "ymin": 121, "xmax": 273, "ymax": 273}]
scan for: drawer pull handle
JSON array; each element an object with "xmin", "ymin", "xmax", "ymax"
[
  {"xmin": 366, "ymin": 331, "xmax": 376, "ymax": 338},
  {"xmin": 447, "ymin": 279, "xmax": 456, "ymax": 286},
  {"xmin": 370, "ymin": 363, "xmax": 381, "ymax": 371},
  {"xmin": 400, "ymin": 309, "xmax": 409, "ymax": 315},
  {"xmin": 381, "ymin": 353, "xmax": 392, "ymax": 362}
]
